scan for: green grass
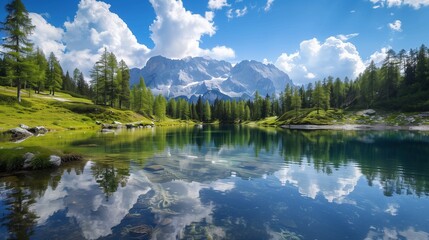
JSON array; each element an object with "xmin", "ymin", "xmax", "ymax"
[
  {"xmin": 0, "ymin": 147, "xmax": 62, "ymax": 171},
  {"xmin": 0, "ymin": 86, "xmax": 154, "ymax": 131},
  {"xmin": 276, "ymin": 108, "xmax": 345, "ymax": 125}
]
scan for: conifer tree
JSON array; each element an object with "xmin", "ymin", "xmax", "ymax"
[{"xmin": 1, "ymin": 0, "xmax": 35, "ymax": 102}]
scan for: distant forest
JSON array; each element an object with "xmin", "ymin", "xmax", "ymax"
[{"xmin": 2, "ymin": 0, "xmax": 429, "ymax": 123}]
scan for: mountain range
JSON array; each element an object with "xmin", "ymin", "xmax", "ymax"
[{"xmin": 130, "ymin": 56, "xmax": 293, "ymax": 102}]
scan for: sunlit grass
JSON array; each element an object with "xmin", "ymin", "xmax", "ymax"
[{"xmin": 0, "ymin": 86, "xmax": 151, "ymax": 131}]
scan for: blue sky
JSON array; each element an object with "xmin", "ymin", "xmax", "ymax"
[{"xmin": 1, "ymin": 0, "xmax": 429, "ymax": 85}]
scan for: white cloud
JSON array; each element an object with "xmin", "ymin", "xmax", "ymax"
[
  {"xmin": 29, "ymin": 0, "xmax": 235, "ymax": 78},
  {"xmin": 388, "ymin": 19, "xmax": 402, "ymax": 31},
  {"xmin": 336, "ymin": 33, "xmax": 359, "ymax": 41},
  {"xmin": 264, "ymin": 0, "xmax": 275, "ymax": 11},
  {"xmin": 273, "ymin": 159, "xmax": 362, "ymax": 203},
  {"xmin": 385, "ymin": 203, "xmax": 399, "ymax": 216},
  {"xmin": 262, "ymin": 58, "xmax": 272, "ymax": 65},
  {"xmin": 367, "ymin": 47, "xmax": 389, "ymax": 66},
  {"xmin": 370, "ymin": 0, "xmax": 429, "ymax": 9},
  {"xmin": 235, "ymin": 6, "xmax": 248, "ymax": 17},
  {"xmin": 149, "ymin": 0, "xmax": 235, "ymax": 60},
  {"xmin": 227, "ymin": 9, "xmax": 234, "ymax": 19},
  {"xmin": 208, "ymin": 0, "xmax": 229, "ymax": 10},
  {"xmin": 29, "ymin": 13, "xmax": 65, "ymax": 59},
  {"xmin": 61, "ymin": 0, "xmax": 150, "ymax": 76},
  {"xmin": 275, "ymin": 36, "xmax": 365, "ymax": 85}
]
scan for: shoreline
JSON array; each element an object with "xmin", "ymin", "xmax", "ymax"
[{"xmin": 280, "ymin": 124, "xmax": 429, "ymax": 131}]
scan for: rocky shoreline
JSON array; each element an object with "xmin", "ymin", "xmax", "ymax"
[{"xmin": 281, "ymin": 124, "xmax": 429, "ymax": 131}]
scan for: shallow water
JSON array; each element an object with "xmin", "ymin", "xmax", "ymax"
[{"xmin": 1, "ymin": 126, "xmax": 429, "ymax": 239}]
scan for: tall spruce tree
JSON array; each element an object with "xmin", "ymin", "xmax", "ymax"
[
  {"xmin": 1, "ymin": 0, "xmax": 35, "ymax": 102},
  {"xmin": 46, "ymin": 52, "xmax": 62, "ymax": 96}
]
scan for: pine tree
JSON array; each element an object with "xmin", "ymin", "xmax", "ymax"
[
  {"xmin": 117, "ymin": 60, "xmax": 130, "ymax": 109},
  {"xmin": 107, "ymin": 52, "xmax": 118, "ymax": 107},
  {"xmin": 203, "ymin": 100, "xmax": 211, "ymax": 122},
  {"xmin": 291, "ymin": 88, "xmax": 302, "ymax": 118},
  {"xmin": 313, "ymin": 81, "xmax": 327, "ymax": 114},
  {"xmin": 46, "ymin": 52, "xmax": 62, "ymax": 96},
  {"xmin": 1, "ymin": 0, "xmax": 35, "ymax": 102},
  {"xmin": 31, "ymin": 48, "xmax": 47, "ymax": 93},
  {"xmin": 154, "ymin": 94, "xmax": 167, "ymax": 120}
]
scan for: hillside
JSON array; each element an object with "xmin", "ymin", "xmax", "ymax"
[{"xmin": 0, "ymin": 86, "xmax": 152, "ymax": 131}]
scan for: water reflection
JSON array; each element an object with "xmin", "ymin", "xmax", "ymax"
[{"xmin": 1, "ymin": 126, "xmax": 429, "ymax": 239}]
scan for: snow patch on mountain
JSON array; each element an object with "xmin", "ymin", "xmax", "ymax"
[{"xmin": 130, "ymin": 56, "xmax": 293, "ymax": 101}]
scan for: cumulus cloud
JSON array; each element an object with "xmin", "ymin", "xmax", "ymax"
[
  {"xmin": 370, "ymin": 0, "xmax": 429, "ymax": 9},
  {"xmin": 388, "ymin": 19, "xmax": 402, "ymax": 31},
  {"xmin": 29, "ymin": 13, "xmax": 65, "ymax": 58},
  {"xmin": 29, "ymin": 0, "xmax": 235, "ymax": 78},
  {"xmin": 208, "ymin": 0, "xmax": 229, "ymax": 10},
  {"xmin": 149, "ymin": 0, "xmax": 234, "ymax": 60},
  {"xmin": 275, "ymin": 36, "xmax": 365, "ymax": 85},
  {"xmin": 62, "ymin": 0, "xmax": 150, "ymax": 75},
  {"xmin": 367, "ymin": 47, "xmax": 389, "ymax": 66},
  {"xmin": 264, "ymin": 0, "xmax": 275, "ymax": 11},
  {"xmin": 273, "ymin": 159, "xmax": 362, "ymax": 203}
]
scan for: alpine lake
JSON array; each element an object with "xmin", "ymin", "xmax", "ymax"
[{"xmin": 1, "ymin": 125, "xmax": 429, "ymax": 240}]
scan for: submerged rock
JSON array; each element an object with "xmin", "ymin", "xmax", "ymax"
[
  {"xmin": 23, "ymin": 152, "xmax": 35, "ymax": 169},
  {"xmin": 144, "ymin": 165, "xmax": 164, "ymax": 172},
  {"xmin": 101, "ymin": 129, "xmax": 116, "ymax": 133},
  {"xmin": 49, "ymin": 155, "xmax": 61, "ymax": 167}
]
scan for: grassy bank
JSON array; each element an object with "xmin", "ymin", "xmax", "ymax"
[
  {"xmin": 0, "ymin": 86, "xmax": 193, "ymax": 132},
  {"xmin": 251, "ymin": 108, "xmax": 429, "ymax": 127}
]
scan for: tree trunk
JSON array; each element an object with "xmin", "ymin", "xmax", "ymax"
[{"xmin": 17, "ymin": 79, "xmax": 21, "ymax": 103}]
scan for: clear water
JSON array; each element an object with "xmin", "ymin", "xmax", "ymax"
[{"xmin": 1, "ymin": 126, "xmax": 429, "ymax": 240}]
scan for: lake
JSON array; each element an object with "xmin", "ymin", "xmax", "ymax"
[{"xmin": 1, "ymin": 126, "xmax": 429, "ymax": 240}]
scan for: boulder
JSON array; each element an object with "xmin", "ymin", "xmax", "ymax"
[
  {"xmin": 6, "ymin": 127, "xmax": 33, "ymax": 141},
  {"xmin": 357, "ymin": 109, "xmax": 376, "ymax": 117},
  {"xmin": 28, "ymin": 126, "xmax": 48, "ymax": 135},
  {"xmin": 95, "ymin": 121, "xmax": 102, "ymax": 125},
  {"xmin": 102, "ymin": 123, "xmax": 122, "ymax": 129},
  {"xmin": 19, "ymin": 124, "xmax": 29, "ymax": 129},
  {"xmin": 49, "ymin": 155, "xmax": 61, "ymax": 167},
  {"xmin": 113, "ymin": 121, "xmax": 122, "ymax": 125},
  {"xmin": 23, "ymin": 152, "xmax": 35, "ymax": 169}
]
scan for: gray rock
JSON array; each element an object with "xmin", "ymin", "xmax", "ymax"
[
  {"xmin": 357, "ymin": 109, "xmax": 376, "ymax": 117},
  {"xmin": 102, "ymin": 123, "xmax": 122, "ymax": 129},
  {"xmin": 28, "ymin": 126, "xmax": 48, "ymax": 135},
  {"xmin": 23, "ymin": 152, "xmax": 35, "ymax": 169},
  {"xmin": 49, "ymin": 155, "xmax": 61, "ymax": 167},
  {"xmin": 7, "ymin": 127, "xmax": 33, "ymax": 141},
  {"xmin": 95, "ymin": 121, "xmax": 102, "ymax": 125},
  {"xmin": 19, "ymin": 124, "xmax": 29, "ymax": 129},
  {"xmin": 113, "ymin": 121, "xmax": 122, "ymax": 125},
  {"xmin": 101, "ymin": 129, "xmax": 115, "ymax": 133},
  {"xmin": 417, "ymin": 112, "xmax": 429, "ymax": 118},
  {"xmin": 144, "ymin": 165, "xmax": 164, "ymax": 172}
]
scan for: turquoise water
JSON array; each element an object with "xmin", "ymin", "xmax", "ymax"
[{"xmin": 1, "ymin": 126, "xmax": 429, "ymax": 239}]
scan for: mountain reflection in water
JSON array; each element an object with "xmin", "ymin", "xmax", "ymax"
[{"xmin": 1, "ymin": 126, "xmax": 429, "ymax": 239}]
